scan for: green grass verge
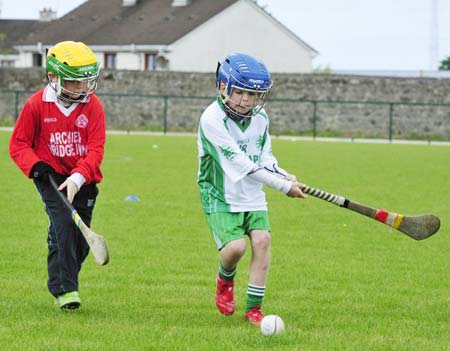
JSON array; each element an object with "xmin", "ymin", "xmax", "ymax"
[{"xmin": 1, "ymin": 131, "xmax": 449, "ymax": 350}]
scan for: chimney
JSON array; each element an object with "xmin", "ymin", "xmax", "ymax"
[
  {"xmin": 172, "ymin": 0, "xmax": 192, "ymax": 7},
  {"xmin": 122, "ymin": 0, "xmax": 138, "ymax": 6},
  {"xmin": 39, "ymin": 8, "xmax": 57, "ymax": 22}
]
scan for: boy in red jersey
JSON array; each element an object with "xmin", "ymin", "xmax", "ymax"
[{"xmin": 9, "ymin": 41, "xmax": 106, "ymax": 309}]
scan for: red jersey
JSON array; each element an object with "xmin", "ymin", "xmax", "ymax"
[{"xmin": 9, "ymin": 85, "xmax": 106, "ymax": 184}]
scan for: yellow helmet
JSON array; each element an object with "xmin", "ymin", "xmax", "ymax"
[{"xmin": 46, "ymin": 41, "xmax": 100, "ymax": 102}]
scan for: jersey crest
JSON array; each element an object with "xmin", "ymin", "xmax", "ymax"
[{"xmin": 75, "ymin": 114, "xmax": 89, "ymax": 128}]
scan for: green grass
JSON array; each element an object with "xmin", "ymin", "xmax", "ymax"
[{"xmin": 1, "ymin": 131, "xmax": 449, "ymax": 350}]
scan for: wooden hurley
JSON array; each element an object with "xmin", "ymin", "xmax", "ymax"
[{"xmin": 302, "ymin": 185, "xmax": 440, "ymax": 240}]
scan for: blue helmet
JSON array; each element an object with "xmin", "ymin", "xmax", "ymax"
[{"xmin": 216, "ymin": 53, "xmax": 272, "ymax": 119}]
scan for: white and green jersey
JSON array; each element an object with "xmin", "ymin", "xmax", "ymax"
[{"xmin": 197, "ymin": 99, "xmax": 280, "ymax": 213}]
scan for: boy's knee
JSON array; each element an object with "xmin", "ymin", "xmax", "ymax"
[
  {"xmin": 226, "ymin": 239, "xmax": 247, "ymax": 257},
  {"xmin": 252, "ymin": 231, "xmax": 271, "ymax": 251}
]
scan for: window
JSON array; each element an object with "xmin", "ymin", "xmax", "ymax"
[
  {"xmin": 32, "ymin": 53, "xmax": 43, "ymax": 67},
  {"xmin": 104, "ymin": 53, "xmax": 117, "ymax": 69},
  {"xmin": 145, "ymin": 53, "xmax": 157, "ymax": 71},
  {"xmin": 0, "ymin": 60, "xmax": 14, "ymax": 67}
]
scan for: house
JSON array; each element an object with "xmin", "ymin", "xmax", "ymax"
[
  {"xmin": 6, "ymin": 0, "xmax": 318, "ymax": 73},
  {"xmin": 0, "ymin": 20, "xmax": 44, "ymax": 67}
]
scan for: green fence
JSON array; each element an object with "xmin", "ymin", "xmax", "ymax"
[{"xmin": 1, "ymin": 90, "xmax": 450, "ymax": 141}]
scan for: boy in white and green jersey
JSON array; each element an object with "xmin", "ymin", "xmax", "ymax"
[{"xmin": 197, "ymin": 53, "xmax": 306, "ymax": 326}]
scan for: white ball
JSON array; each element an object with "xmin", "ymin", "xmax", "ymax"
[{"xmin": 260, "ymin": 315, "xmax": 285, "ymax": 336}]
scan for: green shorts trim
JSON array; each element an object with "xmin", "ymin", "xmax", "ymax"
[{"xmin": 206, "ymin": 211, "xmax": 270, "ymax": 250}]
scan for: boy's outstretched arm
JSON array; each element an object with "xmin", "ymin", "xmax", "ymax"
[{"xmin": 247, "ymin": 167, "xmax": 306, "ymax": 199}]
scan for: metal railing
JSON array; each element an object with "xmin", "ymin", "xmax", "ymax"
[{"xmin": 1, "ymin": 90, "xmax": 450, "ymax": 141}]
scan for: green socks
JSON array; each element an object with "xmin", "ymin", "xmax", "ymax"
[
  {"xmin": 219, "ymin": 262, "xmax": 266, "ymax": 312},
  {"xmin": 245, "ymin": 284, "xmax": 265, "ymax": 312},
  {"xmin": 219, "ymin": 262, "xmax": 236, "ymax": 281}
]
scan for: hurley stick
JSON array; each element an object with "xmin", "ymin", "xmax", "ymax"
[
  {"xmin": 49, "ymin": 175, "xmax": 110, "ymax": 265},
  {"xmin": 301, "ymin": 185, "xmax": 440, "ymax": 240}
]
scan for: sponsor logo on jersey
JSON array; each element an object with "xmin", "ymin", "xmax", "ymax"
[
  {"xmin": 248, "ymin": 154, "xmax": 259, "ymax": 162},
  {"xmin": 48, "ymin": 131, "xmax": 87, "ymax": 157},
  {"xmin": 237, "ymin": 138, "xmax": 250, "ymax": 145},
  {"xmin": 75, "ymin": 114, "xmax": 89, "ymax": 128},
  {"xmin": 44, "ymin": 117, "xmax": 57, "ymax": 123}
]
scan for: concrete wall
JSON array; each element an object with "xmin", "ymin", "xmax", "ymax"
[{"xmin": 1, "ymin": 68, "xmax": 450, "ymax": 139}]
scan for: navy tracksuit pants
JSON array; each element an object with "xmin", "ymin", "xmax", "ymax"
[{"xmin": 34, "ymin": 173, "xmax": 98, "ymax": 297}]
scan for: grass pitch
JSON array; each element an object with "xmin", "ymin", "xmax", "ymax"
[{"xmin": 1, "ymin": 131, "xmax": 449, "ymax": 350}]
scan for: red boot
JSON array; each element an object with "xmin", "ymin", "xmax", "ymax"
[
  {"xmin": 215, "ymin": 274, "xmax": 235, "ymax": 315},
  {"xmin": 245, "ymin": 305, "xmax": 264, "ymax": 326}
]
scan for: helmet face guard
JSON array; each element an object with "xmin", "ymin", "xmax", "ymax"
[
  {"xmin": 221, "ymin": 85, "xmax": 270, "ymax": 119},
  {"xmin": 216, "ymin": 53, "xmax": 272, "ymax": 119},
  {"xmin": 46, "ymin": 41, "xmax": 100, "ymax": 103}
]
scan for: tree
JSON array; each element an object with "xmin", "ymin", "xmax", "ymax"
[
  {"xmin": 438, "ymin": 57, "xmax": 450, "ymax": 71},
  {"xmin": 0, "ymin": 32, "xmax": 6, "ymax": 49},
  {"xmin": 0, "ymin": 32, "xmax": 14, "ymax": 54}
]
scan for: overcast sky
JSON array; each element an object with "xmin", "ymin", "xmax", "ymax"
[{"xmin": 1, "ymin": 0, "xmax": 449, "ymax": 71}]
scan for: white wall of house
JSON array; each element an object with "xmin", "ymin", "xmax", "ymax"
[
  {"xmin": 118, "ymin": 52, "xmax": 140, "ymax": 70},
  {"xmin": 15, "ymin": 52, "xmax": 41, "ymax": 67},
  {"xmin": 0, "ymin": 54, "xmax": 18, "ymax": 67},
  {"xmin": 167, "ymin": 0, "xmax": 315, "ymax": 73},
  {"xmin": 95, "ymin": 52, "xmax": 141, "ymax": 70},
  {"xmin": 87, "ymin": 45, "xmax": 167, "ymax": 70}
]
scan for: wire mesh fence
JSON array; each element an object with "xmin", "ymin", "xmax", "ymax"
[{"xmin": 1, "ymin": 90, "xmax": 450, "ymax": 141}]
